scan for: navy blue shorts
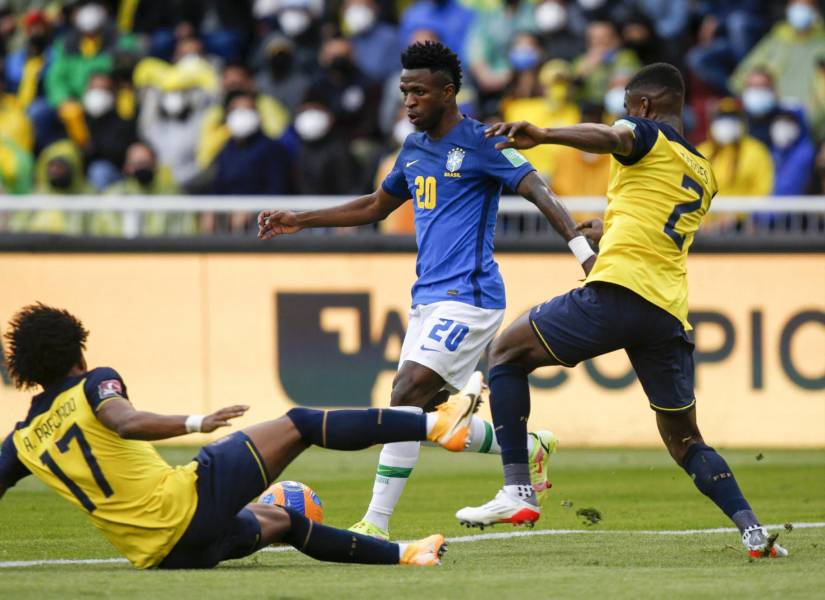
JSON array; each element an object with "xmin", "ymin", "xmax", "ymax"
[
  {"xmin": 159, "ymin": 432, "xmax": 271, "ymax": 569},
  {"xmin": 529, "ymin": 282, "xmax": 696, "ymax": 413}
]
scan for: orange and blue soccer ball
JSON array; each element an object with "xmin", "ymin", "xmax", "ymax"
[{"xmin": 258, "ymin": 480, "xmax": 324, "ymax": 523}]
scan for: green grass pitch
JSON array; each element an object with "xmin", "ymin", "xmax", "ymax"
[{"xmin": 1, "ymin": 446, "xmax": 824, "ymax": 599}]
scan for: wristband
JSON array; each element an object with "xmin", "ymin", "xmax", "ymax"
[
  {"xmin": 568, "ymin": 235, "xmax": 596, "ymax": 264},
  {"xmin": 185, "ymin": 414, "xmax": 205, "ymax": 433}
]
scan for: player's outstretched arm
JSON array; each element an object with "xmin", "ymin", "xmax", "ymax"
[
  {"xmin": 517, "ymin": 171, "xmax": 597, "ymax": 275},
  {"xmin": 257, "ymin": 188, "xmax": 406, "ymax": 240},
  {"xmin": 96, "ymin": 398, "xmax": 249, "ymax": 441},
  {"xmin": 486, "ymin": 121, "xmax": 635, "ymax": 156}
]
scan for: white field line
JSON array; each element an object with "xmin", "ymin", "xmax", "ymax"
[{"xmin": 2, "ymin": 522, "xmax": 822, "ymax": 568}]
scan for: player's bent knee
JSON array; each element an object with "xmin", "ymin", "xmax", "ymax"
[
  {"xmin": 248, "ymin": 503, "xmax": 291, "ymax": 545},
  {"xmin": 285, "ymin": 407, "xmax": 323, "ymax": 443}
]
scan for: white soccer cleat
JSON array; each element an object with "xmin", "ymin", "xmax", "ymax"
[
  {"xmin": 742, "ymin": 525, "xmax": 789, "ymax": 558},
  {"xmin": 456, "ymin": 489, "xmax": 541, "ymax": 529}
]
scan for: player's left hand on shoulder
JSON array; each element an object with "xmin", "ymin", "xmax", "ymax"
[{"xmin": 201, "ymin": 405, "xmax": 249, "ymax": 433}]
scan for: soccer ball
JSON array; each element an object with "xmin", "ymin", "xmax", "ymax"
[{"xmin": 258, "ymin": 480, "xmax": 324, "ymax": 523}]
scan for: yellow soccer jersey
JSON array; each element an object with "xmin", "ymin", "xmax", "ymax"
[
  {"xmin": 585, "ymin": 116, "xmax": 719, "ymax": 329},
  {"xmin": 0, "ymin": 368, "xmax": 198, "ymax": 568}
]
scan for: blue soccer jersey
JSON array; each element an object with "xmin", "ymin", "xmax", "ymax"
[{"xmin": 381, "ymin": 117, "xmax": 535, "ymax": 309}]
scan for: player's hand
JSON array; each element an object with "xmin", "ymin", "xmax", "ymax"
[
  {"xmin": 576, "ymin": 218, "xmax": 604, "ymax": 244},
  {"xmin": 200, "ymin": 405, "xmax": 249, "ymax": 433},
  {"xmin": 484, "ymin": 121, "xmax": 544, "ymax": 151},
  {"xmin": 257, "ymin": 210, "xmax": 302, "ymax": 240}
]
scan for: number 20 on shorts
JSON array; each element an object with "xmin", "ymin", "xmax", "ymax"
[
  {"xmin": 428, "ymin": 318, "xmax": 469, "ymax": 351},
  {"xmin": 415, "ymin": 176, "xmax": 436, "ymax": 209}
]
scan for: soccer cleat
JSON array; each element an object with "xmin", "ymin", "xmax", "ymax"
[
  {"xmin": 528, "ymin": 430, "xmax": 558, "ymax": 504},
  {"xmin": 428, "ymin": 371, "xmax": 483, "ymax": 451},
  {"xmin": 348, "ymin": 519, "xmax": 390, "ymax": 541},
  {"xmin": 742, "ymin": 525, "xmax": 789, "ymax": 558},
  {"xmin": 456, "ymin": 489, "xmax": 541, "ymax": 529},
  {"xmin": 400, "ymin": 534, "xmax": 447, "ymax": 566}
]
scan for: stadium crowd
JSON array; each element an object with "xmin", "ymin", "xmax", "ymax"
[{"xmin": 0, "ymin": 0, "xmax": 823, "ymax": 236}]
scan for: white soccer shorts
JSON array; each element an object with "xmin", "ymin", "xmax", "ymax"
[{"xmin": 398, "ymin": 301, "xmax": 505, "ymax": 393}]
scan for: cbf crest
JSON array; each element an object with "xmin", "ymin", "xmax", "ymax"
[
  {"xmin": 445, "ymin": 147, "xmax": 465, "ymax": 177},
  {"xmin": 446, "ymin": 147, "xmax": 465, "ymax": 172}
]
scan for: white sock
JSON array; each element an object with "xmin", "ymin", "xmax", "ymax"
[
  {"xmin": 397, "ymin": 543, "xmax": 408, "ymax": 562},
  {"xmin": 363, "ymin": 407, "xmax": 423, "ymax": 531},
  {"xmin": 463, "ymin": 417, "xmax": 535, "ymax": 455}
]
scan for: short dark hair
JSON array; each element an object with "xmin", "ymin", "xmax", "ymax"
[
  {"xmin": 4, "ymin": 303, "xmax": 88, "ymax": 389},
  {"xmin": 626, "ymin": 62, "xmax": 685, "ymax": 98},
  {"xmin": 400, "ymin": 41, "xmax": 462, "ymax": 92}
]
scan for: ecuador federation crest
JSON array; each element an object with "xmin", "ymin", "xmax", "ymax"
[{"xmin": 445, "ymin": 147, "xmax": 465, "ymax": 173}]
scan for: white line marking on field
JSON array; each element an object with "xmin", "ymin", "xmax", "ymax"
[{"xmin": 2, "ymin": 522, "xmax": 822, "ymax": 568}]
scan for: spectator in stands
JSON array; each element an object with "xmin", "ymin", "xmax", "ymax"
[
  {"xmin": 572, "ymin": 20, "xmax": 640, "ymax": 106},
  {"xmin": 137, "ymin": 67, "xmax": 211, "ymax": 191},
  {"xmin": 698, "ymin": 99, "xmax": 774, "ymax": 223},
  {"xmin": 731, "ymin": 0, "xmax": 825, "ymax": 140},
  {"xmin": 4, "ymin": 10, "xmax": 57, "ymax": 151},
  {"xmin": 82, "ymin": 72, "xmax": 137, "ymax": 191},
  {"xmin": 687, "ymin": 1, "xmax": 768, "ymax": 95},
  {"xmin": 293, "ymin": 99, "xmax": 362, "ymax": 195},
  {"xmin": 505, "ymin": 32, "xmax": 544, "ymax": 100},
  {"xmin": 768, "ymin": 107, "xmax": 816, "ymax": 196},
  {"xmin": 739, "ymin": 67, "xmax": 783, "ymax": 147},
  {"xmin": 465, "ymin": 0, "xmax": 536, "ymax": 107},
  {"xmin": 399, "ymin": 0, "xmax": 475, "ymax": 62},
  {"xmin": 45, "ymin": 2, "xmax": 138, "ymax": 149},
  {"xmin": 212, "ymin": 91, "xmax": 295, "ymax": 196},
  {"xmin": 307, "ymin": 37, "xmax": 381, "ymax": 142},
  {"xmin": 8, "ymin": 140, "xmax": 87, "ymax": 235},
  {"xmin": 532, "ymin": 1, "xmax": 585, "ymax": 62},
  {"xmin": 0, "ymin": 70, "xmax": 35, "ymax": 153},
  {"xmin": 620, "ymin": 11, "xmax": 666, "ymax": 66},
  {"xmin": 501, "ymin": 59, "xmax": 581, "ymax": 180},
  {"xmin": 374, "ymin": 106, "xmax": 415, "ymax": 234},
  {"xmin": 269, "ymin": 0, "xmax": 323, "ymax": 73},
  {"xmin": 603, "ymin": 69, "xmax": 634, "ymax": 120},
  {"xmin": 254, "ymin": 35, "xmax": 311, "ymax": 116},
  {"xmin": 342, "ymin": 0, "xmax": 400, "ymax": 84},
  {"xmin": 631, "ymin": 0, "xmax": 690, "ymax": 43},
  {"xmin": 198, "ymin": 62, "xmax": 290, "ymax": 169},
  {"xmin": 549, "ymin": 102, "xmax": 610, "ymax": 199},
  {"xmin": 101, "ymin": 142, "xmax": 195, "ymax": 237},
  {"xmin": 0, "ymin": 137, "xmax": 34, "ymax": 195}
]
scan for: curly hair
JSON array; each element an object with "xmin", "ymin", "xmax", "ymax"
[
  {"xmin": 400, "ymin": 41, "xmax": 462, "ymax": 93},
  {"xmin": 4, "ymin": 303, "xmax": 88, "ymax": 389}
]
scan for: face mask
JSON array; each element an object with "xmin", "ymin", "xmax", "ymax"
[
  {"xmin": 75, "ymin": 3, "xmax": 106, "ymax": 34},
  {"xmin": 787, "ymin": 3, "xmax": 816, "ymax": 31},
  {"xmin": 279, "ymin": 9, "xmax": 311, "ymax": 37},
  {"xmin": 509, "ymin": 47, "xmax": 540, "ymax": 71},
  {"xmin": 535, "ymin": 1, "xmax": 567, "ymax": 33},
  {"xmin": 294, "ymin": 109, "xmax": 332, "ymax": 141},
  {"xmin": 578, "ymin": 0, "xmax": 605, "ymax": 11},
  {"xmin": 49, "ymin": 172, "xmax": 73, "ymax": 190},
  {"xmin": 227, "ymin": 108, "xmax": 261, "ymax": 139},
  {"xmin": 269, "ymin": 51, "xmax": 293, "ymax": 77},
  {"xmin": 344, "ymin": 5, "xmax": 376, "ymax": 36},
  {"xmin": 83, "ymin": 88, "xmax": 114, "ymax": 117},
  {"xmin": 741, "ymin": 87, "xmax": 776, "ymax": 117},
  {"xmin": 161, "ymin": 91, "xmax": 187, "ymax": 116},
  {"xmin": 253, "ymin": 0, "xmax": 280, "ymax": 18},
  {"xmin": 393, "ymin": 118, "xmax": 415, "ymax": 145},
  {"xmin": 604, "ymin": 86, "xmax": 626, "ymax": 115},
  {"xmin": 770, "ymin": 119, "xmax": 800, "ymax": 148},
  {"xmin": 133, "ymin": 167, "xmax": 155, "ymax": 185},
  {"xmin": 710, "ymin": 118, "xmax": 744, "ymax": 145},
  {"xmin": 329, "ymin": 55, "xmax": 355, "ymax": 76}
]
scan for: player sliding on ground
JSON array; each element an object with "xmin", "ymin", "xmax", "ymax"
[
  {"xmin": 456, "ymin": 63, "xmax": 787, "ymax": 559},
  {"xmin": 0, "ymin": 303, "xmax": 489, "ymax": 569},
  {"xmin": 257, "ymin": 41, "xmax": 596, "ymax": 541}
]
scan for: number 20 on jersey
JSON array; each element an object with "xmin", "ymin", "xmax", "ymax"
[{"xmin": 415, "ymin": 175, "xmax": 436, "ymax": 210}]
